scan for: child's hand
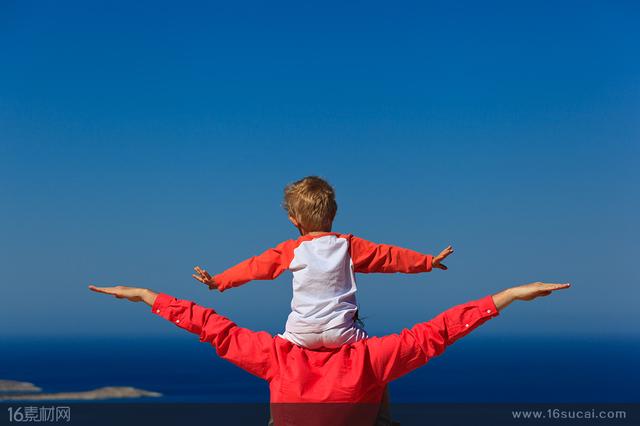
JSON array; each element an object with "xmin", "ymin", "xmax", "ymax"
[
  {"xmin": 193, "ymin": 266, "xmax": 217, "ymax": 290},
  {"xmin": 432, "ymin": 245, "xmax": 454, "ymax": 270}
]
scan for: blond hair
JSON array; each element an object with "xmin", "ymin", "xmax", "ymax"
[{"xmin": 283, "ymin": 176, "xmax": 337, "ymax": 232}]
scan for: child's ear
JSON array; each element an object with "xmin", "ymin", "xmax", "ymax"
[{"xmin": 288, "ymin": 215, "xmax": 301, "ymax": 227}]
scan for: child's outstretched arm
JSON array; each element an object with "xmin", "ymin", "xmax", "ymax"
[
  {"xmin": 349, "ymin": 235, "xmax": 454, "ymax": 274},
  {"xmin": 88, "ymin": 285, "xmax": 277, "ymax": 380},
  {"xmin": 368, "ymin": 282, "xmax": 571, "ymax": 384},
  {"xmin": 192, "ymin": 239, "xmax": 296, "ymax": 292}
]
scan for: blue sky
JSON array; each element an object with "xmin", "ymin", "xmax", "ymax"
[{"xmin": 1, "ymin": 0, "xmax": 638, "ymax": 338}]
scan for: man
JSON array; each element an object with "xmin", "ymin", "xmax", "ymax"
[{"xmin": 89, "ymin": 281, "xmax": 570, "ymax": 425}]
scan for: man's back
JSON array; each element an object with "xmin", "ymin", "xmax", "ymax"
[{"xmin": 149, "ymin": 292, "xmax": 499, "ymax": 403}]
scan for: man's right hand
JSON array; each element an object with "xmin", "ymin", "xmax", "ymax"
[
  {"xmin": 193, "ymin": 266, "xmax": 217, "ymax": 290},
  {"xmin": 510, "ymin": 282, "xmax": 571, "ymax": 301}
]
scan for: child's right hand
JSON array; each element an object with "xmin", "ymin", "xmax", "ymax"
[
  {"xmin": 432, "ymin": 245, "xmax": 454, "ymax": 270},
  {"xmin": 193, "ymin": 266, "xmax": 217, "ymax": 290}
]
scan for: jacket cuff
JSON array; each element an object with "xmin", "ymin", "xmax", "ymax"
[
  {"xmin": 450, "ymin": 295, "xmax": 500, "ymax": 340},
  {"xmin": 151, "ymin": 293, "xmax": 172, "ymax": 312},
  {"xmin": 212, "ymin": 275, "xmax": 227, "ymax": 293},
  {"xmin": 151, "ymin": 293, "xmax": 178, "ymax": 321},
  {"xmin": 151, "ymin": 293, "xmax": 195, "ymax": 330},
  {"xmin": 477, "ymin": 295, "xmax": 499, "ymax": 318},
  {"xmin": 425, "ymin": 255, "xmax": 433, "ymax": 272}
]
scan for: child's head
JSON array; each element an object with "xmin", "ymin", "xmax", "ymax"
[{"xmin": 283, "ymin": 176, "xmax": 337, "ymax": 234}]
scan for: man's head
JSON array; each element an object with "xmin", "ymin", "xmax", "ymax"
[{"xmin": 283, "ymin": 176, "xmax": 337, "ymax": 234}]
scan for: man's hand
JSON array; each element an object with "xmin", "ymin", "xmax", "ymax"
[
  {"xmin": 88, "ymin": 285, "xmax": 158, "ymax": 306},
  {"xmin": 509, "ymin": 282, "xmax": 571, "ymax": 301},
  {"xmin": 432, "ymin": 245, "xmax": 454, "ymax": 270},
  {"xmin": 492, "ymin": 282, "xmax": 571, "ymax": 311},
  {"xmin": 192, "ymin": 266, "xmax": 217, "ymax": 290}
]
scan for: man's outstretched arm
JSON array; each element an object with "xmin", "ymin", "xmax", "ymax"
[
  {"xmin": 88, "ymin": 285, "xmax": 277, "ymax": 381},
  {"xmin": 367, "ymin": 282, "xmax": 571, "ymax": 384}
]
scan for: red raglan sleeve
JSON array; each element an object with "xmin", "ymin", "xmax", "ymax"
[
  {"xmin": 151, "ymin": 293, "xmax": 277, "ymax": 381},
  {"xmin": 349, "ymin": 235, "xmax": 433, "ymax": 274},
  {"xmin": 366, "ymin": 295, "xmax": 499, "ymax": 383},
  {"xmin": 212, "ymin": 240, "xmax": 295, "ymax": 292}
]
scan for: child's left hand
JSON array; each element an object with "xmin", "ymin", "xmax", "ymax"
[{"xmin": 432, "ymin": 245, "xmax": 454, "ymax": 270}]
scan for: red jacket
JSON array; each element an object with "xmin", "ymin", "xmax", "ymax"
[
  {"xmin": 212, "ymin": 232, "xmax": 433, "ymax": 292},
  {"xmin": 151, "ymin": 293, "xmax": 498, "ymax": 404},
  {"xmin": 210, "ymin": 232, "xmax": 435, "ymax": 335}
]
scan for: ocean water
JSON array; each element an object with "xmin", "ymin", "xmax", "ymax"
[{"xmin": 1, "ymin": 335, "xmax": 639, "ymax": 403}]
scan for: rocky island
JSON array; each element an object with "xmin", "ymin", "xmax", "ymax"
[{"xmin": 0, "ymin": 379, "xmax": 161, "ymax": 401}]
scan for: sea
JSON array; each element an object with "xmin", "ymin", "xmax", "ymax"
[{"xmin": 2, "ymin": 335, "xmax": 638, "ymax": 403}]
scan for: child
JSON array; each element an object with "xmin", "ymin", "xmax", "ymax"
[{"xmin": 192, "ymin": 176, "xmax": 454, "ymax": 350}]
